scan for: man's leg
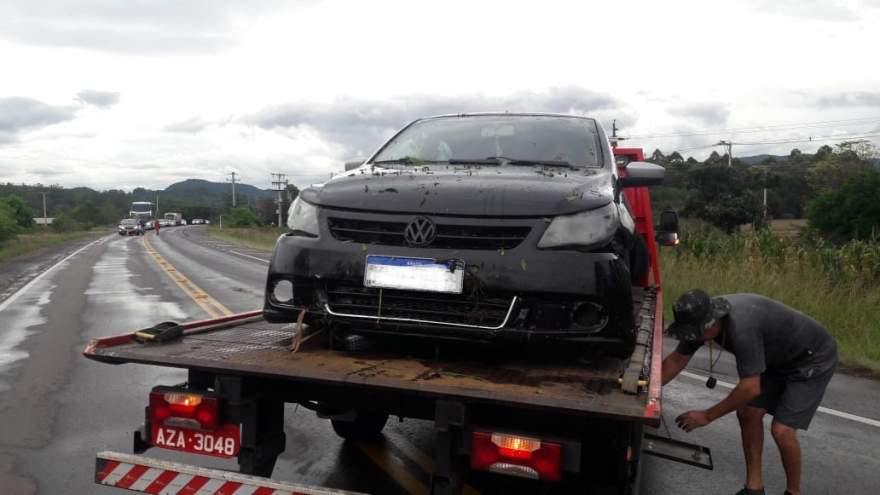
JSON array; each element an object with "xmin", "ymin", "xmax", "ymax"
[
  {"xmin": 771, "ymin": 421, "xmax": 801, "ymax": 495},
  {"xmin": 737, "ymin": 406, "xmax": 766, "ymax": 490}
]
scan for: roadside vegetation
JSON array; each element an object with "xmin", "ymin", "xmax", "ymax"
[
  {"xmin": 0, "ymin": 194, "xmax": 100, "ymax": 263},
  {"xmin": 661, "ymin": 222, "xmax": 880, "ymax": 374},
  {"xmin": 208, "ymin": 225, "xmax": 285, "ymax": 252}
]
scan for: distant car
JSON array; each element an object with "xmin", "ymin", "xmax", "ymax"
[
  {"xmin": 118, "ymin": 218, "xmax": 144, "ymax": 236},
  {"xmin": 181, "ymin": 219, "xmax": 188, "ymax": 225},
  {"xmin": 191, "ymin": 219, "xmax": 205, "ymax": 225}
]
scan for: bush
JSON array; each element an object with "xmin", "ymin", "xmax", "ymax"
[
  {"xmin": 225, "ymin": 208, "xmax": 261, "ymax": 227},
  {"xmin": 0, "ymin": 195, "xmax": 35, "ymax": 228},
  {"xmin": 0, "ymin": 203, "xmax": 18, "ymax": 242},
  {"xmin": 807, "ymin": 170, "xmax": 880, "ymax": 241},
  {"xmin": 50, "ymin": 213, "xmax": 85, "ymax": 233}
]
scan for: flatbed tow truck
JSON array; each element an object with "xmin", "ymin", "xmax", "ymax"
[{"xmin": 83, "ymin": 148, "xmax": 711, "ymax": 495}]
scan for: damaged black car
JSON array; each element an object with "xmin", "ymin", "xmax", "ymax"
[{"xmin": 264, "ymin": 113, "xmax": 664, "ymax": 357}]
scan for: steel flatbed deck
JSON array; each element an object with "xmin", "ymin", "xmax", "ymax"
[{"xmin": 84, "ymin": 287, "xmax": 663, "ymax": 425}]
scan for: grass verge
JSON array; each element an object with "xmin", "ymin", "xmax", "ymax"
[
  {"xmin": 660, "ymin": 248, "xmax": 880, "ymax": 375},
  {"xmin": 207, "ymin": 226, "xmax": 285, "ymax": 252},
  {"xmin": 0, "ymin": 229, "xmax": 100, "ymax": 264}
]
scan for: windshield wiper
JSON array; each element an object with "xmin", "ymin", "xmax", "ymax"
[
  {"xmin": 485, "ymin": 156, "xmax": 576, "ymax": 169},
  {"xmin": 371, "ymin": 157, "xmax": 441, "ymax": 166},
  {"xmin": 448, "ymin": 158, "xmax": 502, "ymax": 165}
]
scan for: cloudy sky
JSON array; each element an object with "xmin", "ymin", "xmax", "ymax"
[{"xmin": 1, "ymin": 0, "xmax": 879, "ymax": 191}]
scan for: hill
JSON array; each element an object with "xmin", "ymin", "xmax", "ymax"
[{"xmin": 164, "ymin": 179, "xmax": 273, "ymax": 200}]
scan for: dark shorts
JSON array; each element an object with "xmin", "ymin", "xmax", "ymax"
[{"xmin": 749, "ymin": 355, "xmax": 837, "ymax": 430}]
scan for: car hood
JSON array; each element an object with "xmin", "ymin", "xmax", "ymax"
[{"xmin": 300, "ymin": 164, "xmax": 614, "ymax": 217}]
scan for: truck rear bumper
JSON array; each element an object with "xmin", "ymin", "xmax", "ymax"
[{"xmin": 96, "ymin": 451, "xmax": 365, "ymax": 494}]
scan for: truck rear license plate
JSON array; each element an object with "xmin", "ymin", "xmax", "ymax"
[
  {"xmin": 364, "ymin": 255, "xmax": 464, "ymax": 294},
  {"xmin": 150, "ymin": 424, "xmax": 240, "ymax": 458}
]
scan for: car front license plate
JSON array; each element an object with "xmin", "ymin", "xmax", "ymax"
[
  {"xmin": 364, "ymin": 255, "xmax": 464, "ymax": 294},
  {"xmin": 150, "ymin": 423, "xmax": 240, "ymax": 458}
]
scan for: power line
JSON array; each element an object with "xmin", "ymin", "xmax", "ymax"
[
  {"xmin": 627, "ymin": 115, "xmax": 880, "ymax": 139},
  {"xmin": 673, "ymin": 131, "xmax": 880, "ymax": 154}
]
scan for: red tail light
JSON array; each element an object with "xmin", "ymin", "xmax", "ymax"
[
  {"xmin": 470, "ymin": 431, "xmax": 562, "ymax": 482},
  {"xmin": 148, "ymin": 389, "xmax": 220, "ymax": 431}
]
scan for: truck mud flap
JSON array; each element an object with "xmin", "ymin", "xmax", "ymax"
[
  {"xmin": 641, "ymin": 433, "xmax": 713, "ymax": 470},
  {"xmin": 95, "ymin": 451, "xmax": 366, "ymax": 494}
]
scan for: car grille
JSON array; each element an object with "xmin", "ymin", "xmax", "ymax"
[
  {"xmin": 324, "ymin": 285, "xmax": 513, "ymax": 328},
  {"xmin": 327, "ymin": 217, "xmax": 531, "ymax": 250}
]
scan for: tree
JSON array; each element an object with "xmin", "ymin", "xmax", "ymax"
[
  {"xmin": 1, "ymin": 195, "xmax": 35, "ymax": 228},
  {"xmin": 807, "ymin": 170, "xmax": 880, "ymax": 241},
  {"xmin": 808, "ymin": 143, "xmax": 872, "ymax": 193},
  {"xmin": 0, "ymin": 202, "xmax": 18, "ymax": 242},
  {"xmin": 684, "ymin": 165, "xmax": 762, "ymax": 233}
]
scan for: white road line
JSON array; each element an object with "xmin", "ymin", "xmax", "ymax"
[
  {"xmin": 229, "ymin": 250, "xmax": 270, "ymax": 264},
  {"xmin": 0, "ymin": 235, "xmax": 111, "ymax": 314},
  {"xmin": 679, "ymin": 370, "xmax": 880, "ymax": 428}
]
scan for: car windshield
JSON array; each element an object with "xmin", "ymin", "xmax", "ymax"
[
  {"xmin": 121, "ymin": 219, "xmax": 138, "ymax": 225},
  {"xmin": 371, "ymin": 115, "xmax": 602, "ymax": 168},
  {"xmin": 131, "ymin": 203, "xmax": 152, "ymax": 213}
]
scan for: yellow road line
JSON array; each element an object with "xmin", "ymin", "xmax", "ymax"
[
  {"xmin": 354, "ymin": 441, "xmax": 429, "ymax": 495},
  {"xmin": 141, "ymin": 233, "xmax": 233, "ymax": 318}
]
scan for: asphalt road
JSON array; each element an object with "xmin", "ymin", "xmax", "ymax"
[{"xmin": 0, "ymin": 226, "xmax": 878, "ymax": 494}]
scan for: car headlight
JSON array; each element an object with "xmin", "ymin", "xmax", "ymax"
[
  {"xmin": 287, "ymin": 197, "xmax": 319, "ymax": 236},
  {"xmin": 537, "ymin": 202, "xmax": 619, "ymax": 250}
]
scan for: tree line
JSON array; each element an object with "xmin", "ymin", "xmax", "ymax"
[
  {"xmin": 647, "ymin": 142, "xmax": 880, "ymax": 241},
  {"xmin": 0, "ymin": 182, "xmax": 300, "ymax": 241}
]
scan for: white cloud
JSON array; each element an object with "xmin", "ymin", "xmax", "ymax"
[{"xmin": 0, "ymin": 0, "xmax": 879, "ymax": 190}]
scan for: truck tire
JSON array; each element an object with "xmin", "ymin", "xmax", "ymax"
[{"xmin": 330, "ymin": 412, "xmax": 388, "ymax": 440}]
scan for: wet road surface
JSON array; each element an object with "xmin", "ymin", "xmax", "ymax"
[{"xmin": 0, "ymin": 226, "xmax": 878, "ymax": 494}]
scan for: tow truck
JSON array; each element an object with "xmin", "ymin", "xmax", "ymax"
[{"xmin": 84, "ymin": 147, "xmax": 709, "ymax": 495}]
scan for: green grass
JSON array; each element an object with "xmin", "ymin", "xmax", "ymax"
[
  {"xmin": 207, "ymin": 226, "xmax": 286, "ymax": 252},
  {"xmin": 0, "ymin": 229, "xmax": 100, "ymax": 263},
  {"xmin": 660, "ymin": 226, "xmax": 880, "ymax": 374}
]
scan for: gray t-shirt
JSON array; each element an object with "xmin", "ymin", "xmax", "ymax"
[{"xmin": 675, "ymin": 294, "xmax": 837, "ymax": 378}]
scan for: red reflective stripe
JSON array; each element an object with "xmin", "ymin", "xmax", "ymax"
[
  {"xmin": 179, "ymin": 475, "xmax": 210, "ymax": 494},
  {"xmin": 214, "ymin": 481, "xmax": 243, "ymax": 495},
  {"xmin": 116, "ymin": 464, "xmax": 150, "ymax": 489},
  {"xmin": 252, "ymin": 487, "xmax": 276, "ymax": 495},
  {"xmin": 144, "ymin": 470, "xmax": 179, "ymax": 494},
  {"xmin": 97, "ymin": 460, "xmax": 120, "ymax": 482}
]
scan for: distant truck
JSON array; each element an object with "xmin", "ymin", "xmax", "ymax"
[
  {"xmin": 129, "ymin": 201, "xmax": 154, "ymax": 221},
  {"xmin": 163, "ymin": 212, "xmax": 183, "ymax": 226}
]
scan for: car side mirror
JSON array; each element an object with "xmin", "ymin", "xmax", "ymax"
[
  {"xmin": 659, "ymin": 209, "xmax": 679, "ymax": 233},
  {"xmin": 618, "ymin": 161, "xmax": 665, "ymax": 188}
]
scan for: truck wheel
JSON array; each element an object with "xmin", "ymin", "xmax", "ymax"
[{"xmin": 331, "ymin": 412, "xmax": 388, "ymax": 440}]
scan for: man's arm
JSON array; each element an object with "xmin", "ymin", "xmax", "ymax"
[
  {"xmin": 662, "ymin": 351, "xmax": 692, "ymax": 385},
  {"xmin": 676, "ymin": 375, "xmax": 761, "ymax": 432}
]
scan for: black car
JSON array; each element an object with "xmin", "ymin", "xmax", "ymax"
[{"xmin": 264, "ymin": 113, "xmax": 664, "ymax": 356}]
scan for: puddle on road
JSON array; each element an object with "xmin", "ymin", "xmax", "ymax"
[
  {"xmin": 84, "ymin": 238, "xmax": 188, "ymax": 335},
  {"xmin": 0, "ymin": 282, "xmax": 54, "ymax": 392}
]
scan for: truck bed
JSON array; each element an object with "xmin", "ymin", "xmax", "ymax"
[{"xmin": 84, "ymin": 288, "xmax": 663, "ymax": 424}]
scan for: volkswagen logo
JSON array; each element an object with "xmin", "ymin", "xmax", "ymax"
[{"xmin": 404, "ymin": 216, "xmax": 437, "ymax": 247}]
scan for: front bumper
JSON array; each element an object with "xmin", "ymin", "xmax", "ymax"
[{"xmin": 264, "ymin": 212, "xmax": 635, "ymax": 352}]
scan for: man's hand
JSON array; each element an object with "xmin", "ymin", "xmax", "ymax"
[{"xmin": 676, "ymin": 410, "xmax": 712, "ymax": 432}]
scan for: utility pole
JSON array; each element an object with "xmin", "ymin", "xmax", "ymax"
[
  {"xmin": 227, "ymin": 171, "xmax": 238, "ymax": 208},
  {"xmin": 271, "ymin": 173, "xmax": 289, "ymax": 227},
  {"xmin": 717, "ymin": 140, "xmax": 733, "ymax": 167},
  {"xmin": 40, "ymin": 191, "xmax": 47, "ymax": 224},
  {"xmin": 610, "ymin": 120, "xmax": 625, "ymax": 149}
]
